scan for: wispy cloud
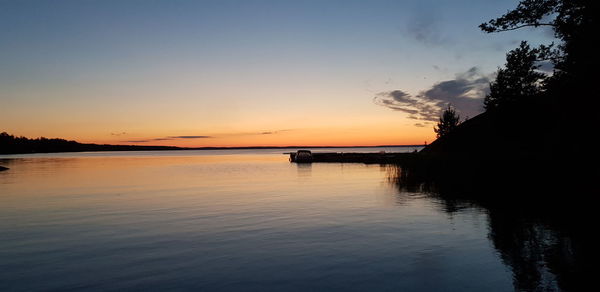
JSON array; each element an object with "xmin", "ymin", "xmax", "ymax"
[
  {"xmin": 168, "ymin": 135, "xmax": 212, "ymax": 139},
  {"xmin": 121, "ymin": 130, "xmax": 294, "ymax": 143},
  {"xmin": 123, "ymin": 139, "xmax": 156, "ymax": 143},
  {"xmin": 259, "ymin": 129, "xmax": 292, "ymax": 135},
  {"xmin": 403, "ymin": 5, "xmax": 449, "ymax": 46},
  {"xmin": 374, "ymin": 67, "xmax": 491, "ymax": 121},
  {"xmin": 122, "ymin": 135, "xmax": 213, "ymax": 143},
  {"xmin": 215, "ymin": 129, "xmax": 294, "ymax": 137}
]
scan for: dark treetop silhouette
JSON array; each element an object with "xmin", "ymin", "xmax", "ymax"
[
  {"xmin": 423, "ymin": 0, "xmax": 598, "ymax": 162},
  {"xmin": 483, "ymin": 41, "xmax": 547, "ymax": 111},
  {"xmin": 433, "ymin": 105, "xmax": 461, "ymax": 138}
]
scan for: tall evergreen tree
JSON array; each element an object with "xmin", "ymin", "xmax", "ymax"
[
  {"xmin": 484, "ymin": 41, "xmax": 547, "ymax": 110},
  {"xmin": 434, "ymin": 105, "xmax": 461, "ymax": 138}
]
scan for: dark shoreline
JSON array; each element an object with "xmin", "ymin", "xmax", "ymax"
[
  {"xmin": 1, "ymin": 131, "xmax": 422, "ymax": 155},
  {"xmin": 289, "ymin": 151, "xmax": 418, "ymax": 163},
  {"xmin": 0, "ymin": 144, "xmax": 422, "ymax": 156}
]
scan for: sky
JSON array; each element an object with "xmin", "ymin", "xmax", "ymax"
[{"xmin": 0, "ymin": 0, "xmax": 555, "ymax": 147}]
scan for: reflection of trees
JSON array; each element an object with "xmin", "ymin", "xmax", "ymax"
[
  {"xmin": 387, "ymin": 161, "xmax": 590, "ymax": 291},
  {"xmin": 487, "ymin": 210, "xmax": 581, "ymax": 292}
]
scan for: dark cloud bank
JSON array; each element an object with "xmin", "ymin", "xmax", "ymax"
[{"xmin": 374, "ymin": 67, "xmax": 491, "ymax": 123}]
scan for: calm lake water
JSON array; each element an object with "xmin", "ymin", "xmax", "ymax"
[{"xmin": 0, "ymin": 148, "xmax": 575, "ymax": 291}]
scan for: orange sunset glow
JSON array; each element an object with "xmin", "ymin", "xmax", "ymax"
[
  {"xmin": 2, "ymin": 1, "xmax": 593, "ymax": 291},
  {"xmin": 1, "ymin": 0, "xmax": 551, "ymax": 147}
]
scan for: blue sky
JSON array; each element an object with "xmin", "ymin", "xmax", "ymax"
[{"xmin": 0, "ymin": 0, "xmax": 555, "ymax": 146}]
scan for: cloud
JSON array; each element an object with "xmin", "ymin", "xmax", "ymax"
[
  {"xmin": 227, "ymin": 129, "xmax": 293, "ymax": 136},
  {"xmin": 121, "ymin": 130, "xmax": 294, "ymax": 143},
  {"xmin": 374, "ymin": 67, "xmax": 491, "ymax": 121},
  {"xmin": 123, "ymin": 135, "xmax": 213, "ymax": 143},
  {"xmin": 110, "ymin": 132, "xmax": 127, "ymax": 136},
  {"xmin": 122, "ymin": 139, "xmax": 155, "ymax": 143},
  {"xmin": 168, "ymin": 135, "xmax": 212, "ymax": 139},
  {"xmin": 536, "ymin": 60, "xmax": 554, "ymax": 73},
  {"xmin": 373, "ymin": 90, "xmax": 441, "ymax": 121},
  {"xmin": 403, "ymin": 6, "xmax": 449, "ymax": 46}
]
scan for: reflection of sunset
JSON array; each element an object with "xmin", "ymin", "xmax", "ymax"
[
  {"xmin": 1, "ymin": 154, "xmax": 395, "ymax": 211},
  {"xmin": 1, "ymin": 152, "xmax": 518, "ymax": 291}
]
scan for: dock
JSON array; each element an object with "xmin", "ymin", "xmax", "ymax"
[{"xmin": 287, "ymin": 150, "xmax": 416, "ymax": 164}]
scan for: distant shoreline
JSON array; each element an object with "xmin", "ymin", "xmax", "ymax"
[
  {"xmin": 0, "ymin": 145, "xmax": 423, "ymax": 156},
  {"xmin": 1, "ymin": 132, "xmax": 424, "ymax": 155}
]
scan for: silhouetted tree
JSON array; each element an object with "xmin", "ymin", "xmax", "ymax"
[
  {"xmin": 484, "ymin": 41, "xmax": 547, "ymax": 110},
  {"xmin": 480, "ymin": 0, "xmax": 595, "ymax": 79},
  {"xmin": 434, "ymin": 105, "xmax": 461, "ymax": 138},
  {"xmin": 480, "ymin": 0, "xmax": 597, "ymax": 154}
]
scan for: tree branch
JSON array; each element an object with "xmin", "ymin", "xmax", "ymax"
[{"xmin": 487, "ymin": 23, "xmax": 556, "ymax": 33}]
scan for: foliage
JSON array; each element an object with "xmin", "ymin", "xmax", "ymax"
[
  {"xmin": 434, "ymin": 105, "xmax": 461, "ymax": 138},
  {"xmin": 484, "ymin": 41, "xmax": 547, "ymax": 110},
  {"xmin": 480, "ymin": 0, "xmax": 595, "ymax": 83},
  {"xmin": 479, "ymin": 0, "xmax": 596, "ymax": 154}
]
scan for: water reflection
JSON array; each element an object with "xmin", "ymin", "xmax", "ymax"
[
  {"xmin": 387, "ymin": 162, "xmax": 591, "ymax": 292},
  {"xmin": 1, "ymin": 152, "xmax": 588, "ymax": 291},
  {"xmin": 296, "ymin": 162, "xmax": 312, "ymax": 178},
  {"xmin": 1, "ymin": 154, "xmax": 513, "ymax": 291}
]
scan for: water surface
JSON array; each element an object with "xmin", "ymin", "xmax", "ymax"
[{"xmin": 0, "ymin": 148, "xmax": 549, "ymax": 291}]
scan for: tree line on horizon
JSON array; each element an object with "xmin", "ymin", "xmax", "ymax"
[{"xmin": 0, "ymin": 132, "xmax": 180, "ymax": 154}]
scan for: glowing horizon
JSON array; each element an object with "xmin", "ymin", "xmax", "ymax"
[
  {"xmin": 4, "ymin": 122, "xmax": 434, "ymax": 148},
  {"xmin": 0, "ymin": 1, "xmax": 553, "ymax": 147}
]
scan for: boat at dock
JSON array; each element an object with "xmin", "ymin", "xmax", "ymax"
[{"xmin": 288, "ymin": 150, "xmax": 415, "ymax": 164}]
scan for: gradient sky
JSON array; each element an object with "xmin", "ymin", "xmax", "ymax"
[{"xmin": 0, "ymin": 0, "xmax": 554, "ymax": 147}]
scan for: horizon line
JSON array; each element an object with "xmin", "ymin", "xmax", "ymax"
[{"xmin": 174, "ymin": 144, "xmax": 426, "ymax": 150}]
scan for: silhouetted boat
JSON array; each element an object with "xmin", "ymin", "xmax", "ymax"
[{"xmin": 290, "ymin": 150, "xmax": 313, "ymax": 163}]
